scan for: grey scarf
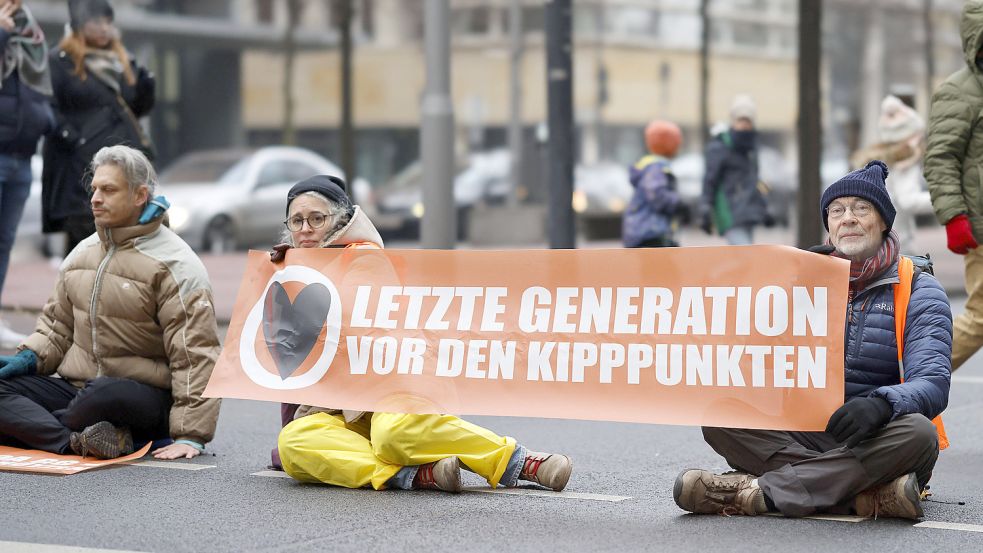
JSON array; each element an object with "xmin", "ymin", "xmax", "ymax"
[
  {"xmin": 83, "ymin": 48, "xmax": 124, "ymax": 93},
  {"xmin": 0, "ymin": 5, "xmax": 51, "ymax": 95}
]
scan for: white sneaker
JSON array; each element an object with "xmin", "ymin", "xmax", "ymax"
[{"xmin": 0, "ymin": 320, "xmax": 27, "ymax": 350}]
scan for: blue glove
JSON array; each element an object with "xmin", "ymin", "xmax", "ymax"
[
  {"xmin": 0, "ymin": 350, "xmax": 38, "ymax": 380},
  {"xmin": 139, "ymin": 195, "xmax": 170, "ymax": 224}
]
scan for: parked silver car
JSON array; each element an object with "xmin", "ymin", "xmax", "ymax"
[
  {"xmin": 375, "ymin": 150, "xmax": 633, "ymax": 240},
  {"xmin": 159, "ymin": 146, "xmax": 369, "ymax": 253}
]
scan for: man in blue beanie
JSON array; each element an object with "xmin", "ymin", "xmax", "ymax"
[{"xmin": 673, "ymin": 160, "xmax": 952, "ymax": 520}]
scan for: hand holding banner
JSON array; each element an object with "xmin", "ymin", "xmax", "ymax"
[{"xmin": 205, "ymin": 246, "xmax": 849, "ymax": 431}]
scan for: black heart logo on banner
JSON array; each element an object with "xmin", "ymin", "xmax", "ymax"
[{"xmin": 262, "ymin": 282, "xmax": 332, "ymax": 380}]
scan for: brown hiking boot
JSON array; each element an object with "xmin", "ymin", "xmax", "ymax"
[
  {"xmin": 412, "ymin": 457, "xmax": 462, "ymax": 493},
  {"xmin": 69, "ymin": 421, "xmax": 134, "ymax": 460},
  {"xmin": 854, "ymin": 473, "xmax": 924, "ymax": 520},
  {"xmin": 674, "ymin": 469, "xmax": 768, "ymax": 516},
  {"xmin": 519, "ymin": 451, "xmax": 573, "ymax": 492}
]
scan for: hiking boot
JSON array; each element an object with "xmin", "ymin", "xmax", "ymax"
[
  {"xmin": 519, "ymin": 451, "xmax": 573, "ymax": 492},
  {"xmin": 854, "ymin": 473, "xmax": 924, "ymax": 520},
  {"xmin": 412, "ymin": 457, "xmax": 462, "ymax": 493},
  {"xmin": 674, "ymin": 469, "xmax": 768, "ymax": 516},
  {"xmin": 69, "ymin": 421, "xmax": 134, "ymax": 459}
]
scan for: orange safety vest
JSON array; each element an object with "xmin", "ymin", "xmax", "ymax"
[{"xmin": 893, "ymin": 256, "xmax": 950, "ymax": 450}]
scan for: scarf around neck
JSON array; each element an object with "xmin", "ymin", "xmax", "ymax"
[
  {"xmin": 828, "ymin": 230, "xmax": 900, "ymax": 293},
  {"xmin": 0, "ymin": 5, "xmax": 51, "ymax": 95},
  {"xmin": 83, "ymin": 48, "xmax": 125, "ymax": 93}
]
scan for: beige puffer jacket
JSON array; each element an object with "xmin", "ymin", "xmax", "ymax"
[{"xmin": 20, "ymin": 218, "xmax": 222, "ymax": 444}]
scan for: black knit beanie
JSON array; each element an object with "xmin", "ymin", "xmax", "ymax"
[
  {"xmin": 286, "ymin": 175, "xmax": 351, "ymax": 216},
  {"xmin": 69, "ymin": 0, "xmax": 115, "ymax": 31},
  {"xmin": 820, "ymin": 160, "xmax": 896, "ymax": 231}
]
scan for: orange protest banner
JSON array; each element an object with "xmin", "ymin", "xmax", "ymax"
[
  {"xmin": 204, "ymin": 245, "xmax": 849, "ymax": 431},
  {"xmin": 0, "ymin": 443, "xmax": 152, "ymax": 475}
]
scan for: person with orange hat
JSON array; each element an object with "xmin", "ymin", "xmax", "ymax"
[{"xmin": 622, "ymin": 120, "xmax": 687, "ymax": 248}]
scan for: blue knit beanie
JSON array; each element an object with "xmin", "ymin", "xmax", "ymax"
[{"xmin": 820, "ymin": 160, "xmax": 895, "ymax": 231}]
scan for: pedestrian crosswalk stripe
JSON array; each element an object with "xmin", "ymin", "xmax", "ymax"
[
  {"xmin": 914, "ymin": 521, "xmax": 983, "ymax": 533},
  {"xmin": 0, "ymin": 541, "xmax": 144, "ymax": 553},
  {"xmin": 465, "ymin": 487, "xmax": 632, "ymax": 502},
  {"xmin": 952, "ymin": 375, "xmax": 983, "ymax": 385},
  {"xmin": 122, "ymin": 460, "xmax": 214, "ymax": 471}
]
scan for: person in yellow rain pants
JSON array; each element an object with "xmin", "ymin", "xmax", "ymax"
[{"xmin": 269, "ymin": 175, "xmax": 573, "ymax": 493}]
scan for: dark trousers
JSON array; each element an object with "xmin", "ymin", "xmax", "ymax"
[
  {"xmin": 0, "ymin": 375, "xmax": 171, "ymax": 455},
  {"xmin": 702, "ymin": 414, "xmax": 939, "ymax": 517},
  {"xmin": 63, "ymin": 214, "xmax": 96, "ymax": 257}
]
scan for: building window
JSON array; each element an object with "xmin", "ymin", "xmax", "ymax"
[
  {"xmin": 606, "ymin": 6, "xmax": 659, "ymax": 38},
  {"xmin": 731, "ymin": 22, "xmax": 769, "ymax": 48},
  {"xmin": 257, "ymin": 0, "xmax": 274, "ymax": 23},
  {"xmin": 452, "ymin": 6, "xmax": 491, "ymax": 36}
]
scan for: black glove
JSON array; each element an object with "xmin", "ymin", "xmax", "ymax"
[
  {"xmin": 763, "ymin": 212, "xmax": 776, "ymax": 228},
  {"xmin": 699, "ymin": 212, "xmax": 714, "ymax": 235},
  {"xmin": 825, "ymin": 397, "xmax": 892, "ymax": 448},
  {"xmin": 804, "ymin": 244, "xmax": 835, "ymax": 255},
  {"xmin": 270, "ymin": 243, "xmax": 292, "ymax": 263}
]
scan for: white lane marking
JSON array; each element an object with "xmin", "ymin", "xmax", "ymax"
[
  {"xmin": 765, "ymin": 513, "xmax": 867, "ymax": 523},
  {"xmin": 915, "ymin": 521, "xmax": 983, "ymax": 533},
  {"xmin": 0, "ymin": 542, "xmax": 144, "ymax": 553},
  {"xmin": 122, "ymin": 460, "xmax": 215, "ymax": 471},
  {"xmin": 952, "ymin": 375, "xmax": 983, "ymax": 385},
  {"xmin": 465, "ymin": 487, "xmax": 632, "ymax": 502},
  {"xmin": 250, "ymin": 471, "xmax": 630, "ymax": 501},
  {"xmin": 252, "ymin": 470, "xmax": 293, "ymax": 479}
]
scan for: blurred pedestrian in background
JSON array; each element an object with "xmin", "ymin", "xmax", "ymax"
[
  {"xmin": 0, "ymin": 0, "xmax": 53, "ymax": 348},
  {"xmin": 622, "ymin": 120, "xmax": 687, "ymax": 248},
  {"xmin": 41, "ymin": 0, "xmax": 155, "ymax": 257},
  {"xmin": 925, "ymin": 0, "xmax": 983, "ymax": 371},
  {"xmin": 700, "ymin": 94, "xmax": 772, "ymax": 245},
  {"xmin": 851, "ymin": 96, "xmax": 930, "ymax": 251}
]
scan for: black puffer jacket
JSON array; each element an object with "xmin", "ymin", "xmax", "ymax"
[
  {"xmin": 40, "ymin": 46, "xmax": 155, "ymax": 232},
  {"xmin": 0, "ymin": 29, "xmax": 53, "ymax": 156}
]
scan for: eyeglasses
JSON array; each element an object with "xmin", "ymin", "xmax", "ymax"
[
  {"xmin": 826, "ymin": 201, "xmax": 874, "ymax": 220},
  {"xmin": 284, "ymin": 212, "xmax": 328, "ymax": 232}
]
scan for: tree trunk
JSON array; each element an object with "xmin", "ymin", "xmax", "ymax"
[
  {"xmin": 699, "ymin": 0, "xmax": 711, "ymax": 148},
  {"xmin": 282, "ymin": 0, "xmax": 303, "ymax": 146},
  {"xmin": 923, "ymin": 0, "xmax": 936, "ymax": 109}
]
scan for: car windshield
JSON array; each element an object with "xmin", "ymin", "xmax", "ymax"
[{"xmin": 160, "ymin": 153, "xmax": 251, "ymax": 185}]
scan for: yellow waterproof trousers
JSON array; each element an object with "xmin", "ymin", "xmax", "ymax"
[{"xmin": 278, "ymin": 412, "xmax": 517, "ymax": 490}]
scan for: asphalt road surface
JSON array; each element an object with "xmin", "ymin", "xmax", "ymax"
[{"xmin": 1, "ymin": 302, "xmax": 982, "ymax": 552}]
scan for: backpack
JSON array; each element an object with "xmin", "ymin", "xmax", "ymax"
[{"xmin": 893, "ymin": 255, "xmax": 950, "ymax": 450}]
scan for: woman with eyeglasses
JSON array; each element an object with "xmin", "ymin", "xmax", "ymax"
[{"xmin": 268, "ymin": 175, "xmax": 573, "ymax": 494}]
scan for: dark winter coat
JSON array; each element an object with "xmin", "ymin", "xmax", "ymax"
[
  {"xmin": 0, "ymin": 30, "xmax": 53, "ymax": 157},
  {"xmin": 40, "ymin": 46, "xmax": 155, "ymax": 232},
  {"xmin": 845, "ymin": 262, "xmax": 951, "ymax": 420},
  {"xmin": 701, "ymin": 132, "xmax": 768, "ymax": 232},
  {"xmin": 622, "ymin": 155, "xmax": 680, "ymax": 247}
]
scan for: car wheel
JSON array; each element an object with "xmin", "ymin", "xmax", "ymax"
[{"xmin": 204, "ymin": 217, "xmax": 237, "ymax": 255}]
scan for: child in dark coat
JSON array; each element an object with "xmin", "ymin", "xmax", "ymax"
[{"xmin": 622, "ymin": 120, "xmax": 685, "ymax": 248}]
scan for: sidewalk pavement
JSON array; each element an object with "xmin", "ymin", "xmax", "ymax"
[{"xmin": 1, "ymin": 224, "xmax": 967, "ymax": 325}]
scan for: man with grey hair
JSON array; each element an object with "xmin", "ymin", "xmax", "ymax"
[{"xmin": 0, "ymin": 144, "xmax": 221, "ymax": 460}]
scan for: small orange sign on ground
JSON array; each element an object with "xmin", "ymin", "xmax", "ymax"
[{"xmin": 0, "ymin": 443, "xmax": 152, "ymax": 475}]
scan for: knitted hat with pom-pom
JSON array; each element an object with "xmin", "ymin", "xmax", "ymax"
[{"xmin": 820, "ymin": 160, "xmax": 896, "ymax": 231}]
